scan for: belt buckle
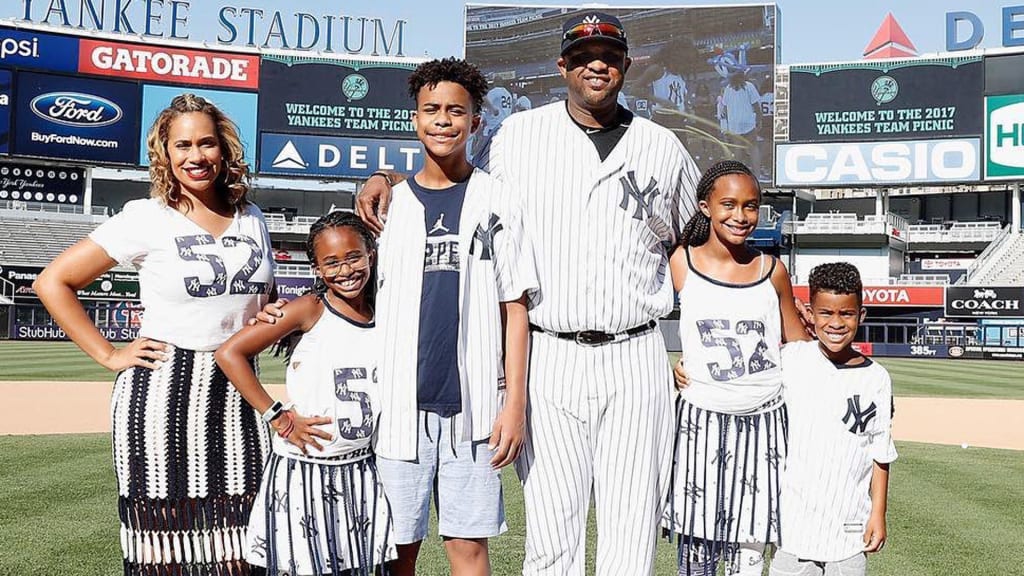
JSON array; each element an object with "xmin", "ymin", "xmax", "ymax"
[{"xmin": 575, "ymin": 330, "xmax": 612, "ymax": 346}]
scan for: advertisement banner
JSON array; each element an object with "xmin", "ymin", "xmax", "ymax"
[
  {"xmin": 792, "ymin": 285, "xmax": 945, "ymax": 307},
  {"xmin": 985, "ymin": 94, "xmax": 1024, "ymax": 180},
  {"xmin": 14, "ymin": 71, "xmax": 140, "ymax": 165},
  {"xmin": 959, "ymin": 344, "xmax": 1024, "ymax": 361},
  {"xmin": 275, "ymin": 275, "xmax": 315, "ymax": 299},
  {"xmin": 139, "ymin": 85, "xmax": 258, "ymax": 166},
  {"xmin": 787, "ymin": 59, "xmax": 983, "ymax": 143},
  {"xmin": 867, "ymin": 344, "xmax": 951, "ymax": 359},
  {"xmin": 258, "ymin": 57, "xmax": 417, "ymax": 139},
  {"xmin": 258, "ymin": 132, "xmax": 424, "ymax": 179},
  {"xmin": 945, "ymin": 286, "xmax": 1024, "ymax": 318},
  {"xmin": 78, "ymin": 39, "xmax": 260, "ymax": 90},
  {"xmin": 0, "ymin": 161, "xmax": 86, "ymax": 205},
  {"xmin": 465, "ymin": 4, "xmax": 779, "ymax": 182},
  {"xmin": 12, "ymin": 322, "xmax": 139, "ymax": 342},
  {"xmin": 0, "ymin": 26, "xmax": 79, "ymax": 72},
  {"xmin": 921, "ymin": 258, "xmax": 974, "ymax": 270},
  {"xmin": 0, "ymin": 68, "xmax": 9, "ymax": 154},
  {"xmin": 775, "ymin": 138, "xmax": 981, "ymax": 187},
  {"xmin": 0, "ymin": 264, "xmax": 139, "ymax": 301}
]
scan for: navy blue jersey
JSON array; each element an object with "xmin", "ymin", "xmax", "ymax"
[{"xmin": 409, "ymin": 177, "xmax": 468, "ymax": 417}]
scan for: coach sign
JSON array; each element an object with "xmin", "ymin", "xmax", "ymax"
[
  {"xmin": 945, "ymin": 286, "xmax": 1024, "ymax": 318},
  {"xmin": 787, "ymin": 58, "xmax": 983, "ymax": 143}
]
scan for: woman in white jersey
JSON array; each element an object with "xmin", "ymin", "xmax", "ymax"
[
  {"xmin": 216, "ymin": 210, "xmax": 394, "ymax": 575},
  {"xmin": 663, "ymin": 160, "xmax": 808, "ymax": 576},
  {"xmin": 34, "ymin": 94, "xmax": 273, "ymax": 575}
]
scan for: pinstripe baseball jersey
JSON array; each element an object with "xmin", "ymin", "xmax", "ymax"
[
  {"xmin": 375, "ymin": 169, "xmax": 537, "ymax": 461},
  {"xmin": 274, "ymin": 300, "xmax": 378, "ymax": 463},
  {"xmin": 476, "ymin": 101, "xmax": 701, "ymax": 333},
  {"xmin": 779, "ymin": 340, "xmax": 898, "ymax": 562},
  {"xmin": 677, "ymin": 252, "xmax": 784, "ymax": 413}
]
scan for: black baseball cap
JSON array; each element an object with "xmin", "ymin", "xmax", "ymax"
[{"xmin": 560, "ymin": 11, "xmax": 628, "ymax": 56}]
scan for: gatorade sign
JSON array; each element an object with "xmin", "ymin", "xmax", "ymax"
[{"xmin": 985, "ymin": 94, "xmax": 1024, "ymax": 180}]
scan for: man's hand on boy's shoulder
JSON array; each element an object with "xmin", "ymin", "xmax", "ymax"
[
  {"xmin": 356, "ymin": 171, "xmax": 406, "ymax": 235},
  {"xmin": 248, "ymin": 298, "xmax": 289, "ymax": 325}
]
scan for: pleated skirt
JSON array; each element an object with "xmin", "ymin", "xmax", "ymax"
[
  {"xmin": 246, "ymin": 452, "xmax": 395, "ymax": 575},
  {"xmin": 110, "ymin": 347, "xmax": 270, "ymax": 575},
  {"xmin": 664, "ymin": 396, "xmax": 789, "ymax": 568}
]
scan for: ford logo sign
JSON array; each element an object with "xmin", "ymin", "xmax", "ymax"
[{"xmin": 29, "ymin": 92, "xmax": 122, "ymax": 128}]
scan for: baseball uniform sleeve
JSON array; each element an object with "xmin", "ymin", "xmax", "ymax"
[
  {"xmin": 473, "ymin": 121, "xmax": 506, "ymax": 181},
  {"xmin": 672, "ymin": 146, "xmax": 702, "ymax": 241},
  {"xmin": 746, "ymin": 82, "xmax": 761, "ymax": 106},
  {"xmin": 870, "ymin": 370, "xmax": 899, "ymax": 464},
  {"xmin": 88, "ymin": 199, "xmax": 153, "ymax": 266},
  {"xmin": 492, "ymin": 184, "xmax": 537, "ymax": 302}
]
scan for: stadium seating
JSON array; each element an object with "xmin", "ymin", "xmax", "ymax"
[
  {"xmin": 961, "ymin": 230, "xmax": 1024, "ymax": 285},
  {"xmin": 0, "ymin": 213, "xmax": 102, "ymax": 265},
  {"xmin": 907, "ymin": 221, "xmax": 1002, "ymax": 244},
  {"xmin": 791, "ymin": 212, "xmax": 908, "ymax": 237}
]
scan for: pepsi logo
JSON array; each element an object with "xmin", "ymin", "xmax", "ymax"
[{"xmin": 30, "ymin": 92, "xmax": 122, "ymax": 128}]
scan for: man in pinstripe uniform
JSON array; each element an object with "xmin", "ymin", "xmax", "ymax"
[{"xmin": 358, "ymin": 12, "xmax": 700, "ymax": 575}]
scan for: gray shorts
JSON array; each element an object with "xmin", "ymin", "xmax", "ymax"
[
  {"xmin": 376, "ymin": 410, "xmax": 507, "ymax": 544},
  {"xmin": 770, "ymin": 549, "xmax": 867, "ymax": 576}
]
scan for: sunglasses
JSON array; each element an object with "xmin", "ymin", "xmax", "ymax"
[{"xmin": 562, "ymin": 22, "xmax": 626, "ymax": 43}]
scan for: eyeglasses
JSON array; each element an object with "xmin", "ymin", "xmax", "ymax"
[
  {"xmin": 318, "ymin": 254, "xmax": 370, "ymax": 277},
  {"xmin": 562, "ymin": 22, "xmax": 626, "ymax": 43}
]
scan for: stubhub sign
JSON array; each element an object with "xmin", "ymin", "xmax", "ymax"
[
  {"xmin": 776, "ymin": 138, "xmax": 981, "ymax": 186},
  {"xmin": 259, "ymin": 133, "xmax": 423, "ymax": 179}
]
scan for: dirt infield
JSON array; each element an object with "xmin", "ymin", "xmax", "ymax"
[{"xmin": 3, "ymin": 381, "xmax": 1023, "ymax": 450}]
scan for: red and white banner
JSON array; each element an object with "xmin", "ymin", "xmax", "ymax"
[
  {"xmin": 792, "ymin": 285, "xmax": 945, "ymax": 307},
  {"xmin": 78, "ymin": 39, "xmax": 259, "ymax": 90}
]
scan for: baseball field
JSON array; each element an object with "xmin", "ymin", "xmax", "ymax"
[{"xmin": 1, "ymin": 341, "xmax": 1022, "ymax": 575}]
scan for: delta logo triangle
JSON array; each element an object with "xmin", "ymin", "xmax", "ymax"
[
  {"xmin": 272, "ymin": 141, "xmax": 307, "ymax": 170},
  {"xmin": 863, "ymin": 13, "xmax": 918, "ymax": 59}
]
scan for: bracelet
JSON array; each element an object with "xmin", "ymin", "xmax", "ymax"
[
  {"xmin": 276, "ymin": 410, "xmax": 295, "ymax": 438},
  {"xmin": 261, "ymin": 401, "xmax": 284, "ymax": 424},
  {"xmin": 369, "ymin": 170, "xmax": 393, "ymax": 187}
]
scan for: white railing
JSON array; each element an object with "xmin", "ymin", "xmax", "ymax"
[
  {"xmin": 265, "ymin": 213, "xmax": 338, "ymax": 235},
  {"xmin": 908, "ymin": 221, "xmax": 1002, "ymax": 244},
  {"xmin": 275, "ymin": 263, "xmax": 314, "ymax": 277},
  {"xmin": 961, "ymin": 225, "xmax": 1013, "ymax": 284},
  {"xmin": 792, "ymin": 212, "xmax": 906, "ymax": 238},
  {"xmin": 898, "ymin": 274, "xmax": 950, "ymax": 285},
  {"xmin": 0, "ymin": 276, "xmax": 13, "ymax": 304}
]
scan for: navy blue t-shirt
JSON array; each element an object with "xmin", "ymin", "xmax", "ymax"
[{"xmin": 409, "ymin": 177, "xmax": 468, "ymax": 417}]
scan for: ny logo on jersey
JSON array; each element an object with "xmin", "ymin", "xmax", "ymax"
[
  {"xmin": 470, "ymin": 213, "xmax": 503, "ymax": 261},
  {"xmin": 250, "ymin": 535, "xmax": 268, "ymax": 559},
  {"xmin": 618, "ymin": 171, "xmax": 659, "ymax": 221},
  {"xmin": 843, "ymin": 394, "xmax": 877, "ymax": 434},
  {"xmin": 299, "ymin": 514, "xmax": 319, "ymax": 539},
  {"xmin": 270, "ymin": 489, "xmax": 288, "ymax": 513}
]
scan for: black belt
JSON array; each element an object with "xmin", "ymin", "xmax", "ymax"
[{"xmin": 529, "ymin": 320, "xmax": 657, "ymax": 346}]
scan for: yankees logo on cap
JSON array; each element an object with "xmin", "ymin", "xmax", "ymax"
[{"xmin": 560, "ymin": 11, "xmax": 628, "ymax": 55}]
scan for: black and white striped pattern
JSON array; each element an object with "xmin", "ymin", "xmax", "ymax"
[
  {"xmin": 110, "ymin": 347, "xmax": 269, "ymax": 575},
  {"xmin": 665, "ymin": 397, "xmax": 788, "ymax": 576},
  {"xmin": 516, "ymin": 329, "xmax": 674, "ymax": 576},
  {"xmin": 247, "ymin": 453, "xmax": 395, "ymax": 575}
]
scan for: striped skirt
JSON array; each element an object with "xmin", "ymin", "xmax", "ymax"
[
  {"xmin": 110, "ymin": 346, "xmax": 270, "ymax": 576},
  {"xmin": 663, "ymin": 396, "xmax": 788, "ymax": 571},
  {"xmin": 246, "ymin": 452, "xmax": 395, "ymax": 575}
]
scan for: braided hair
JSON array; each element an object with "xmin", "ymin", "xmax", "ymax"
[
  {"xmin": 680, "ymin": 160, "xmax": 761, "ymax": 247},
  {"xmin": 305, "ymin": 210, "xmax": 377, "ymax": 307}
]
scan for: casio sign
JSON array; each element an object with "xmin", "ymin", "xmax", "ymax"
[{"xmin": 29, "ymin": 93, "xmax": 123, "ymax": 128}]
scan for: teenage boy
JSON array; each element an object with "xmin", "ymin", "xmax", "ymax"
[
  {"xmin": 373, "ymin": 58, "xmax": 536, "ymax": 576},
  {"xmin": 771, "ymin": 262, "xmax": 897, "ymax": 576}
]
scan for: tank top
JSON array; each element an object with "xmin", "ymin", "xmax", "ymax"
[
  {"xmin": 677, "ymin": 249, "xmax": 783, "ymax": 414},
  {"xmin": 273, "ymin": 297, "xmax": 379, "ymax": 464}
]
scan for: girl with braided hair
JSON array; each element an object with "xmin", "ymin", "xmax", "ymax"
[
  {"xmin": 216, "ymin": 210, "xmax": 396, "ymax": 575},
  {"xmin": 663, "ymin": 160, "xmax": 808, "ymax": 576}
]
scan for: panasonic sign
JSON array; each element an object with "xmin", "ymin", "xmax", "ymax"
[{"xmin": 776, "ymin": 138, "xmax": 980, "ymax": 186}]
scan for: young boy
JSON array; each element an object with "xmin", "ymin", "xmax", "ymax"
[
  {"xmin": 373, "ymin": 58, "xmax": 536, "ymax": 576},
  {"xmin": 770, "ymin": 262, "xmax": 897, "ymax": 576}
]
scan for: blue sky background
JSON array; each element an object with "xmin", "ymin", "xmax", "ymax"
[{"xmin": 1, "ymin": 1, "xmax": 1012, "ymax": 63}]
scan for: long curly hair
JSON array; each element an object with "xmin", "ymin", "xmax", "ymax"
[
  {"xmin": 680, "ymin": 160, "xmax": 761, "ymax": 247},
  {"xmin": 146, "ymin": 93, "xmax": 250, "ymax": 207}
]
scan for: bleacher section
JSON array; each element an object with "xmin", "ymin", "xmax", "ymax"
[
  {"xmin": 907, "ymin": 221, "xmax": 1002, "ymax": 244},
  {"xmin": 789, "ymin": 212, "xmax": 908, "ymax": 238},
  {"xmin": 961, "ymin": 231, "xmax": 1024, "ymax": 286},
  {"xmin": 0, "ymin": 214, "xmax": 102, "ymax": 265}
]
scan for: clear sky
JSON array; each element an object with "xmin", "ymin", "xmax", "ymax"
[{"xmin": 0, "ymin": 0, "xmax": 1013, "ymax": 63}]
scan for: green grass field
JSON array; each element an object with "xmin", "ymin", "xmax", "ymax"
[
  {"xmin": 1, "ymin": 434, "xmax": 1021, "ymax": 576},
  {"xmin": 3, "ymin": 341, "xmax": 1022, "ymax": 399}
]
